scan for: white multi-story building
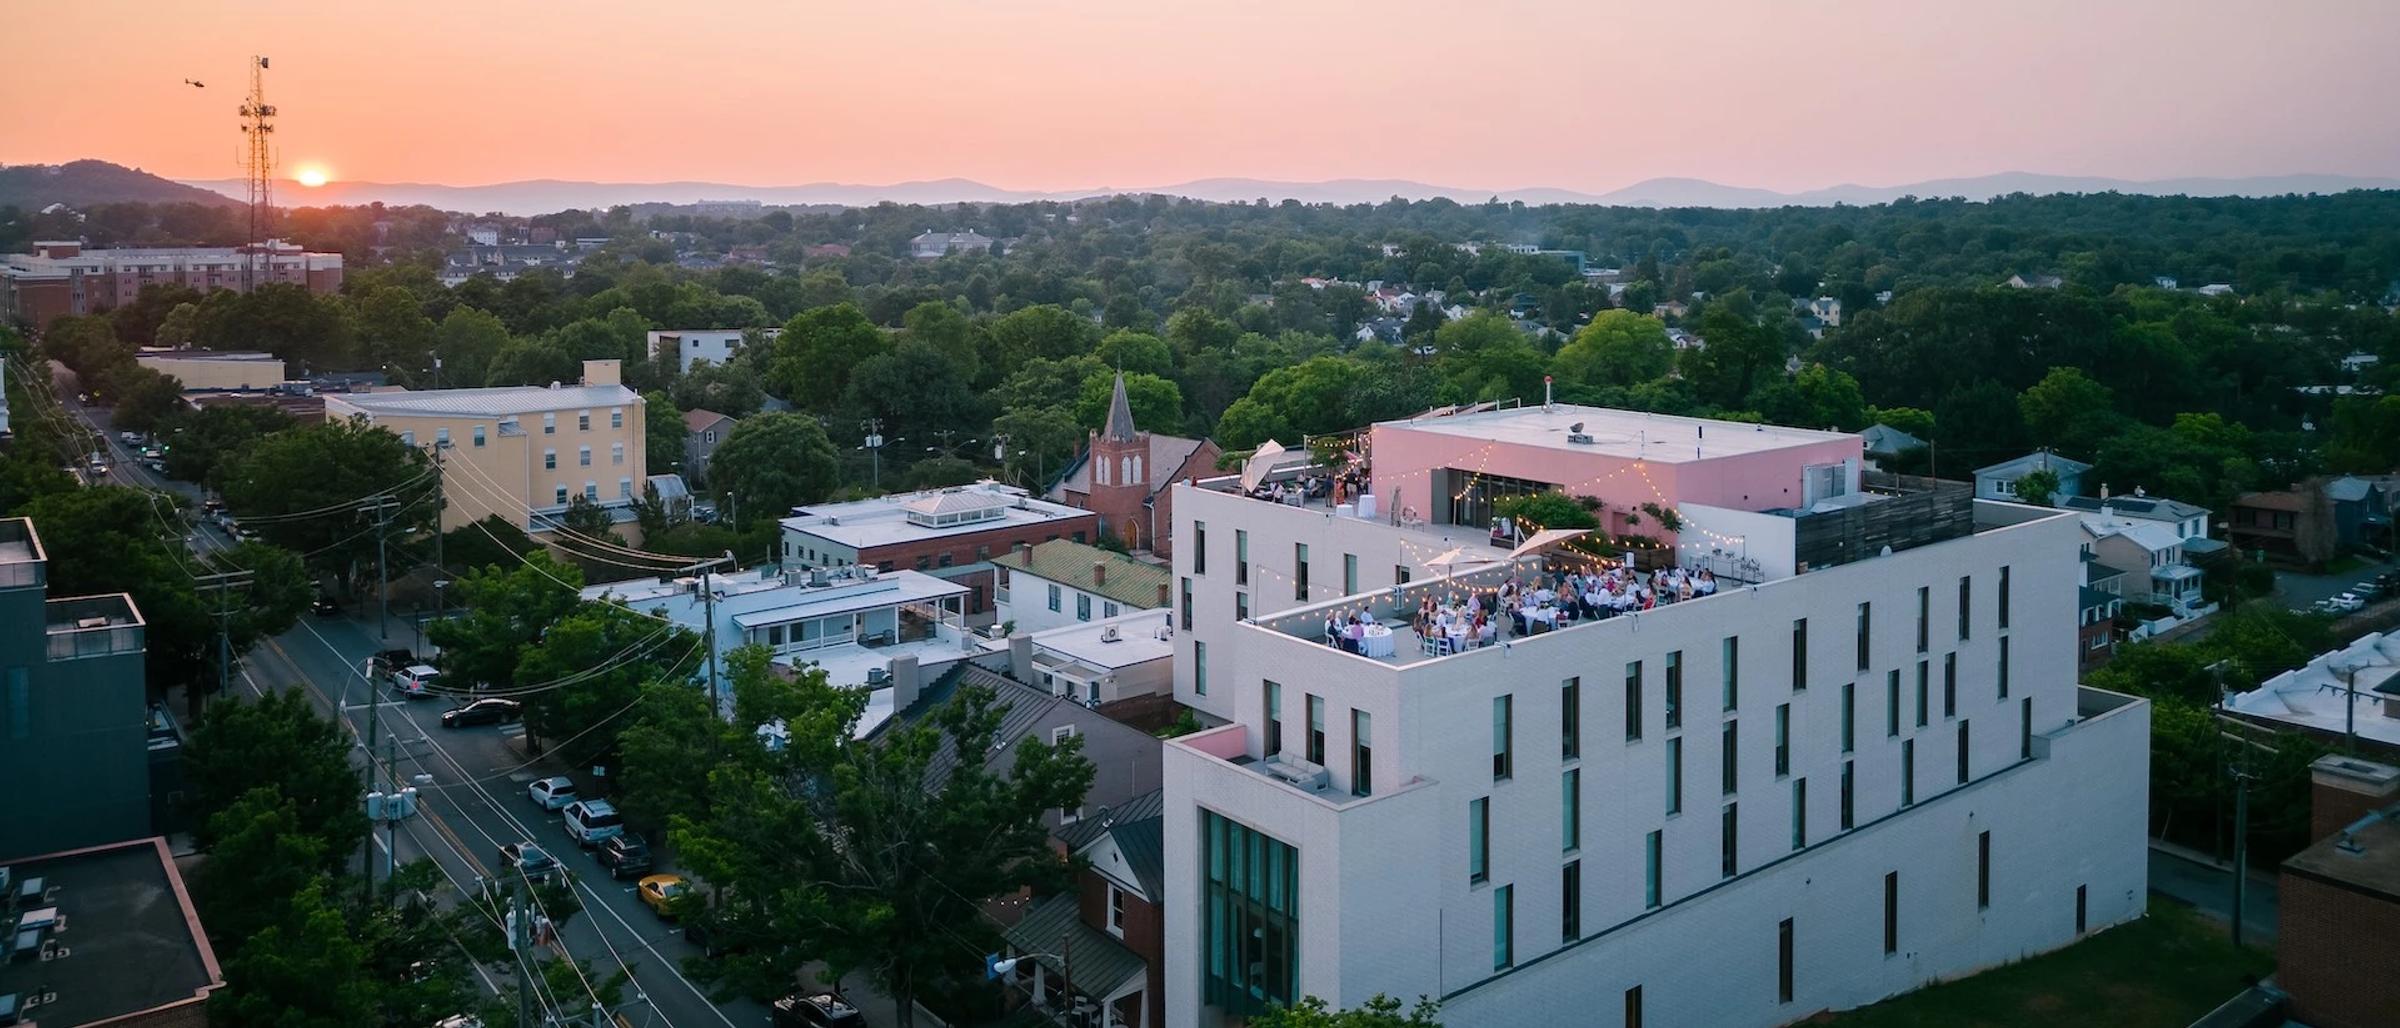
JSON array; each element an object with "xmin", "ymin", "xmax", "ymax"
[
  {"xmin": 648, "ymin": 328, "xmax": 773, "ymax": 374},
  {"xmin": 1153, "ymin": 404, "xmax": 2149, "ymax": 1028}
]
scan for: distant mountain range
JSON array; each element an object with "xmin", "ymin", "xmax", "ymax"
[
  {"xmin": 1, "ymin": 160, "xmax": 242, "ymax": 210},
  {"xmin": 14, "ymin": 160, "xmax": 2399, "ymax": 217}
]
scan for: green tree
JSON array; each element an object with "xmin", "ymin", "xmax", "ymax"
[
  {"xmin": 2324, "ymin": 394, "xmax": 2400, "ymax": 472},
  {"xmin": 193, "ymin": 283, "xmax": 357, "ymax": 372},
  {"xmin": 2017, "ymin": 366, "xmax": 2118, "ymax": 456},
  {"xmin": 483, "ymin": 336, "xmax": 578, "ymax": 387},
  {"xmin": 1094, "ymin": 330, "xmax": 1176, "ymax": 377},
  {"xmin": 219, "ymin": 419, "xmax": 435, "ymax": 582},
  {"xmin": 185, "ymin": 690, "xmax": 369, "ymax": 862},
  {"xmin": 1679, "ymin": 304, "xmax": 1784, "ymax": 409},
  {"xmin": 1252, "ymin": 995, "xmax": 1444, "ymax": 1028},
  {"xmin": 208, "ymin": 878, "xmax": 376, "ymax": 1028},
  {"xmin": 109, "ymin": 364, "xmax": 187, "ymax": 434},
  {"xmin": 161, "ymin": 404, "xmax": 293, "ymax": 483},
  {"xmin": 900, "ymin": 300, "xmax": 984, "ymax": 384},
  {"xmin": 2012, "ymin": 467, "xmax": 2062, "ymax": 506},
  {"xmin": 1865, "ymin": 405, "xmax": 1935, "ymax": 440},
  {"xmin": 431, "ymin": 305, "xmax": 510, "ymax": 388},
  {"xmin": 1551, "ymin": 309, "xmax": 1672, "ymax": 389},
  {"xmin": 1492, "ymin": 491, "xmax": 1599, "ymax": 532},
  {"xmin": 645, "ymin": 389, "xmax": 691, "ymax": 479},
  {"xmin": 766, "ymin": 303, "xmax": 888, "ymax": 408},
  {"xmin": 154, "ymin": 301, "xmax": 201, "ymax": 348},
  {"xmin": 670, "ymin": 679, "xmax": 1094, "ymax": 1028},
  {"xmin": 437, "ymin": 514, "xmax": 543, "ymax": 579},
  {"xmin": 989, "ymin": 303, "xmax": 1098, "ymax": 366},
  {"xmin": 425, "ymin": 550, "xmax": 585, "ymax": 692},
  {"xmin": 991, "ymin": 404, "xmax": 1083, "ymax": 488},
  {"xmin": 357, "ymin": 285, "xmax": 437, "ymax": 380},
  {"xmin": 709, "ymin": 412, "xmax": 843, "ymax": 514},
  {"xmin": 514, "ymin": 602, "xmax": 697, "ymax": 769},
  {"xmin": 670, "ymin": 358, "xmax": 767, "ymax": 418},
  {"xmin": 846, "ymin": 340, "xmax": 984, "ymax": 449},
  {"xmin": 194, "ymin": 788, "xmax": 330, "ymax": 940},
  {"xmin": 111, "ymin": 283, "xmax": 204, "ymax": 346}
]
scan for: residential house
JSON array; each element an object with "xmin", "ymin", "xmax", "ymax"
[
  {"xmin": 1006, "ymin": 789, "xmax": 1168, "ymax": 1028},
  {"xmin": 1352, "ymin": 318, "xmax": 1406, "ymax": 345},
  {"xmin": 1651, "ymin": 300, "xmax": 1689, "ymax": 319},
  {"xmin": 1972, "ymin": 451, "xmax": 2091, "ymax": 503},
  {"xmin": 2275, "ymin": 755, "xmax": 2400, "ymax": 1028},
  {"xmin": 439, "ymin": 242, "xmax": 579, "ymax": 286},
  {"xmin": 803, "ymin": 242, "xmax": 853, "ymax": 260},
  {"xmin": 323, "ymin": 359, "xmax": 649, "ymax": 543},
  {"xmin": 2079, "ymin": 582, "xmax": 2122, "ymax": 672},
  {"xmin": 909, "ymin": 230, "xmax": 994, "ymax": 259},
  {"xmin": 2228, "ymin": 482, "xmax": 2340, "ymax": 565},
  {"xmin": 781, "ymin": 482, "xmax": 1099, "ymax": 623},
  {"xmin": 682, "ymin": 408, "xmax": 735, "ymax": 486},
  {"xmin": 2197, "ymin": 283, "xmax": 2236, "ymax": 297},
  {"xmin": 2004, "ymin": 273, "xmax": 2063, "ymax": 290},
  {"xmin": 1046, "ymin": 375, "xmax": 1222, "ymax": 557},
  {"xmin": 0, "ymin": 517, "xmax": 156, "ymax": 861},
  {"xmin": 649, "ymin": 328, "xmax": 772, "ymax": 374},
  {"xmin": 993, "ymin": 539, "xmax": 1171, "ymax": 634},
  {"xmin": 0, "ymin": 837, "xmax": 224, "ymax": 1026},
  {"xmin": 2327, "ymin": 476, "xmax": 2394, "ymax": 550},
  {"xmin": 2056, "ymin": 492, "xmax": 2211, "ymax": 542},
  {"xmin": 1859, "ymin": 423, "xmax": 1926, "ymax": 469},
  {"xmin": 1807, "ymin": 296, "xmax": 1842, "ymax": 327},
  {"xmin": 2077, "ymin": 508, "xmax": 2207, "ymax": 615},
  {"xmin": 2153, "ymin": 276, "xmax": 2179, "ymax": 290},
  {"xmin": 990, "ymin": 609, "xmax": 1177, "ymax": 725},
  {"xmin": 1797, "ymin": 314, "xmax": 1827, "ymax": 340}
]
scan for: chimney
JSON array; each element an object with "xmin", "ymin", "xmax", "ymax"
[
  {"xmin": 889, "ymin": 654, "xmax": 922, "ymax": 714},
  {"xmin": 580, "ymin": 358, "xmax": 622, "ymax": 387},
  {"xmin": 1092, "ymin": 561, "xmax": 1107, "ymax": 588},
  {"xmin": 1009, "ymin": 634, "xmax": 1035, "ymax": 683},
  {"xmin": 1014, "ymin": 541, "xmax": 1033, "ymax": 560},
  {"xmin": 1156, "ymin": 581, "xmax": 1172, "ymax": 608},
  {"xmin": 2309, "ymin": 755, "xmax": 2400, "ymax": 841}
]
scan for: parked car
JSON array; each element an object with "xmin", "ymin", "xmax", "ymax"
[
  {"xmin": 440, "ymin": 697, "xmax": 522, "ymax": 728},
  {"xmin": 312, "ymin": 593, "xmax": 341, "ymax": 617},
  {"xmin": 118, "ymin": 430, "xmax": 141, "ymax": 445},
  {"xmin": 637, "ymin": 874, "xmax": 688, "ymax": 919},
  {"xmin": 597, "ymin": 834, "xmax": 652, "ymax": 879},
  {"xmin": 496, "ymin": 841, "xmax": 560, "ymax": 884},
  {"xmin": 771, "ymin": 992, "xmax": 864, "ymax": 1028},
  {"xmin": 372, "ymin": 648, "xmax": 417, "ymax": 672},
  {"xmin": 2329, "ymin": 592, "xmax": 2367, "ymax": 613},
  {"xmin": 527, "ymin": 776, "xmax": 578, "ymax": 811},
  {"xmin": 389, "ymin": 663, "xmax": 442, "ymax": 699},
  {"xmin": 561, "ymin": 799, "xmax": 625, "ymax": 848},
  {"xmin": 433, "ymin": 1017, "xmax": 484, "ymax": 1028}
]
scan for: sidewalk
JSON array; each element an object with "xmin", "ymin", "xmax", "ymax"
[{"xmin": 2148, "ymin": 838, "xmax": 2279, "ymax": 947}]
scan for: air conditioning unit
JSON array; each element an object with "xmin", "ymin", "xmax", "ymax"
[
  {"xmin": 1262, "ymin": 756, "xmax": 1329, "ymax": 791},
  {"xmin": 1566, "ymin": 432, "xmax": 1595, "ymax": 445},
  {"xmin": 1099, "ymin": 625, "xmax": 1121, "ymax": 643}
]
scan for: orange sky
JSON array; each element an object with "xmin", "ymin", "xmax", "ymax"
[{"xmin": 7, "ymin": 0, "xmax": 2397, "ymax": 192}]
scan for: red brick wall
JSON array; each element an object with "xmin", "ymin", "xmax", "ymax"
[
  {"xmin": 2077, "ymin": 620, "xmax": 2114, "ymax": 673},
  {"xmin": 1076, "ymin": 869, "xmax": 1165, "ymax": 1028},
  {"xmin": 2312, "ymin": 777, "xmax": 2399, "ymax": 841},
  {"xmin": 858, "ymin": 514, "xmax": 1099, "ymax": 615},
  {"xmin": 8, "ymin": 279, "xmax": 77, "ymax": 331},
  {"xmin": 2279, "ymin": 870, "xmax": 2400, "ymax": 1028}
]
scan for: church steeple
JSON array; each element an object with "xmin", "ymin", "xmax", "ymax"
[{"xmin": 1103, "ymin": 371, "xmax": 1139, "ymax": 443}]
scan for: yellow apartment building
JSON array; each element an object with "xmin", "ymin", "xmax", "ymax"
[{"xmin": 324, "ymin": 359, "xmax": 649, "ymax": 543}]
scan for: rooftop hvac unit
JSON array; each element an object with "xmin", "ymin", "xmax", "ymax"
[{"xmin": 1099, "ymin": 625, "xmax": 1121, "ymax": 643}]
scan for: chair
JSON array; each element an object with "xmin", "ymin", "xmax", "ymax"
[{"xmin": 1420, "ymin": 633, "xmax": 1442, "ymax": 656}]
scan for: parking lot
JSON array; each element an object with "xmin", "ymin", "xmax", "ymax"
[{"xmin": 2276, "ymin": 555, "xmax": 2398, "ymax": 613}]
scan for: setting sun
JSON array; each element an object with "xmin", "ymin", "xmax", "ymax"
[{"xmin": 294, "ymin": 165, "xmax": 329, "ymax": 188}]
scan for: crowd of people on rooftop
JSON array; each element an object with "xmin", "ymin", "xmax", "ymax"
[{"xmin": 1318, "ymin": 560, "xmax": 1723, "ymax": 656}]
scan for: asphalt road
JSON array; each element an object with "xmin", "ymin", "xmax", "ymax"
[{"xmin": 2275, "ymin": 554, "xmax": 2398, "ymax": 609}]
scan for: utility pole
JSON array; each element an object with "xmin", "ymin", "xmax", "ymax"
[
  {"xmin": 359, "ymin": 493, "xmax": 400, "ymax": 642},
  {"xmin": 511, "ymin": 881, "xmax": 537, "ymax": 1028},
  {"xmin": 2230, "ymin": 739, "xmax": 2253, "ymax": 950},
  {"xmin": 432, "ymin": 442, "xmax": 447, "ymax": 576},
  {"xmin": 192, "ymin": 570, "xmax": 253, "ymax": 717},
  {"xmin": 682, "ymin": 552, "xmax": 737, "ymax": 716},
  {"xmin": 383, "ymin": 733, "xmax": 399, "ymax": 901},
  {"xmin": 361, "ymin": 657, "xmax": 382, "ymax": 905},
  {"xmin": 2343, "ymin": 664, "xmax": 2362, "ymax": 755},
  {"xmin": 861, "ymin": 418, "xmax": 885, "ymax": 491}
]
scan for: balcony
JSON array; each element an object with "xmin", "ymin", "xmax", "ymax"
[{"xmin": 45, "ymin": 594, "xmax": 146, "ymax": 661}]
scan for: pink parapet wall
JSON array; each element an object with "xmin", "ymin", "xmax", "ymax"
[
  {"xmin": 1177, "ymin": 722, "xmax": 1250, "ymax": 760},
  {"xmin": 1363, "ymin": 407, "xmax": 1863, "ymax": 536}
]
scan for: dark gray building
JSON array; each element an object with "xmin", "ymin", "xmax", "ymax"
[
  {"xmin": 883, "ymin": 655, "xmax": 1164, "ymax": 834},
  {"xmin": 0, "ymin": 517, "xmax": 153, "ymax": 862}
]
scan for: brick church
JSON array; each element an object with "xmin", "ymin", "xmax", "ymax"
[{"xmin": 1046, "ymin": 374, "xmax": 1221, "ymax": 559}]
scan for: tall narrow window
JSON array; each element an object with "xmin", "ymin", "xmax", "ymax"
[
  {"xmin": 1625, "ymin": 661, "xmax": 1644, "ymax": 741},
  {"xmin": 1977, "ymin": 831, "xmax": 1991, "ymax": 910},
  {"xmin": 1841, "ymin": 682, "xmax": 1856, "ymax": 754},
  {"xmin": 1998, "ymin": 566, "xmax": 2012, "ymax": 630},
  {"xmin": 1233, "ymin": 528, "xmax": 1247, "ymax": 585},
  {"xmin": 1791, "ymin": 618, "xmax": 1809, "ymax": 691},
  {"xmin": 1469, "ymin": 799, "xmax": 1490, "ymax": 884},
  {"xmin": 1665, "ymin": 651, "xmax": 1684, "ymax": 730},
  {"xmin": 1563, "ymin": 768, "xmax": 1581, "ymax": 852},
  {"xmin": 1493, "ymin": 885, "xmax": 1514, "ymax": 969},
  {"xmin": 1886, "ymin": 670, "xmax": 1900, "ymax": 737},
  {"xmin": 1235, "ymin": 591, "xmax": 1248, "ymax": 621},
  {"xmin": 1721, "ymin": 721, "xmax": 1739, "ymax": 795},
  {"xmin": 1666, "ymin": 737, "xmax": 1684, "ymax": 815},
  {"xmin": 1307, "ymin": 694, "xmax": 1326, "ymax": 764},
  {"xmin": 1943, "ymin": 653, "xmax": 1957, "ymax": 718},
  {"xmin": 1644, "ymin": 831, "xmax": 1662, "ymax": 909},
  {"xmin": 1352, "ymin": 709, "xmax": 1373, "ymax": 796},
  {"xmin": 1562, "ymin": 677, "xmax": 1582, "ymax": 760},
  {"xmin": 1958, "ymin": 575, "xmax": 1972, "ymax": 641},
  {"xmin": 2020, "ymin": 696, "xmax": 2033, "ymax": 760},
  {"xmin": 1915, "ymin": 586, "xmax": 1930, "ymax": 653},
  {"xmin": 2075, "ymin": 884, "xmax": 2087, "ymax": 934},
  {"xmin": 1180, "ymin": 577, "xmax": 1193, "ymax": 631},
  {"xmin": 1263, "ymin": 681, "xmax": 1283, "ymax": 756},
  {"xmin": 1562, "ymin": 861, "xmax": 1582, "ymax": 942},
  {"xmin": 1194, "ymin": 522, "xmax": 1207, "ymax": 574},
  {"xmin": 1722, "ymin": 636, "xmax": 1741, "ymax": 711},
  {"xmin": 1343, "ymin": 553, "xmax": 1358, "ymax": 595},
  {"xmin": 1840, "ymin": 761, "xmax": 1855, "ymax": 830},
  {"xmin": 1901, "ymin": 740, "xmax": 1916, "ymax": 806},
  {"xmin": 1492, "ymin": 695, "xmax": 1514, "ymax": 781},
  {"xmin": 1855, "ymin": 602, "xmax": 1872, "ymax": 672},
  {"xmin": 1293, "ymin": 543, "xmax": 1309, "ymax": 601},
  {"xmin": 1915, "ymin": 661, "xmax": 1929, "ymax": 728},
  {"xmin": 1193, "ymin": 639, "xmax": 1207, "ymax": 695},
  {"xmin": 1720, "ymin": 802, "xmax": 1739, "ymax": 878},
  {"xmin": 1998, "ymin": 637, "xmax": 2010, "ymax": 699},
  {"xmin": 1626, "ymin": 986, "xmax": 1645, "ymax": 1028},
  {"xmin": 1883, "ymin": 871, "xmax": 1900, "ymax": 955},
  {"xmin": 1791, "ymin": 777, "xmax": 1808, "ymax": 850},
  {"xmin": 1777, "ymin": 917, "xmax": 1795, "ymax": 1004},
  {"xmin": 1956, "ymin": 719, "xmax": 1970, "ymax": 785},
  {"xmin": 1774, "ymin": 704, "xmax": 1791, "ymax": 776},
  {"xmin": 1394, "ymin": 564, "xmax": 1410, "ymax": 585}
]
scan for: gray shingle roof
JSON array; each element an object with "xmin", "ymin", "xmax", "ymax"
[
  {"xmin": 1056, "ymin": 788, "xmax": 1164, "ymax": 899},
  {"xmin": 2056, "ymin": 494, "xmax": 2209, "ymax": 521},
  {"xmin": 1002, "ymin": 895, "xmax": 1145, "ymax": 996},
  {"xmin": 1974, "ymin": 451, "xmax": 2092, "ymax": 480}
]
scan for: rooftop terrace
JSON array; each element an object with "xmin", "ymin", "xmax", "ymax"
[
  {"xmin": 44, "ymin": 594, "xmax": 144, "ymax": 661},
  {"xmin": 1380, "ymin": 402, "xmax": 1857, "ymax": 463}
]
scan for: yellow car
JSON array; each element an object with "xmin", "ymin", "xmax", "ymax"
[{"xmin": 637, "ymin": 874, "xmax": 688, "ymax": 919}]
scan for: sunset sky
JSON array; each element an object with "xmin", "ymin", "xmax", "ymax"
[{"xmin": 7, "ymin": 0, "xmax": 2397, "ymax": 192}]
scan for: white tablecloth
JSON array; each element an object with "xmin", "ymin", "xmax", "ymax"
[{"xmin": 1359, "ymin": 625, "xmax": 1396, "ymax": 658}]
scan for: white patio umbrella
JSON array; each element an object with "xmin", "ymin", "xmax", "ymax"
[
  {"xmin": 1424, "ymin": 546, "xmax": 1502, "ymax": 579},
  {"xmin": 1509, "ymin": 527, "xmax": 1594, "ymax": 560},
  {"xmin": 1241, "ymin": 439, "xmax": 1289, "ymax": 493}
]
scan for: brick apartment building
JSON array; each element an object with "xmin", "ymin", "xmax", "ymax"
[
  {"xmin": 780, "ymin": 483, "xmax": 1099, "ymax": 624},
  {"xmin": 2, "ymin": 239, "xmax": 344, "ymax": 331},
  {"xmin": 2279, "ymin": 755, "xmax": 2400, "ymax": 1028}
]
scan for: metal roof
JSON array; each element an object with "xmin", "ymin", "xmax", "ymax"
[
  {"xmin": 327, "ymin": 383, "xmax": 639, "ymax": 419},
  {"xmin": 991, "ymin": 540, "xmax": 1170, "ymax": 610},
  {"xmin": 1001, "ymin": 895, "xmax": 1145, "ymax": 999}
]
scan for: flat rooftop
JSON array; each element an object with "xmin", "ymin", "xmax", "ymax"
[
  {"xmin": 782, "ymin": 483, "xmax": 1093, "ymax": 552},
  {"xmin": 137, "ymin": 350, "xmax": 282, "ymax": 363},
  {"xmin": 0, "ymin": 837, "xmax": 221, "ymax": 1025},
  {"xmin": 2286, "ymin": 808, "xmax": 2400, "ymax": 903},
  {"xmin": 1020, "ymin": 609, "xmax": 1175, "ymax": 670},
  {"xmin": 326, "ymin": 382, "xmax": 639, "ymax": 419},
  {"xmin": 1379, "ymin": 403, "xmax": 1856, "ymax": 463},
  {"xmin": 0, "ymin": 517, "xmax": 44, "ymax": 568}
]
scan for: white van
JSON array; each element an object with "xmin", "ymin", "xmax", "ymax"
[{"xmin": 391, "ymin": 664, "xmax": 442, "ymax": 699}]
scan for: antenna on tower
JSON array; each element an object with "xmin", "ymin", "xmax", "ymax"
[{"xmin": 238, "ymin": 55, "xmax": 277, "ymax": 290}]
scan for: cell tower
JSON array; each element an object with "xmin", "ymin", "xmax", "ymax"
[{"xmin": 238, "ymin": 55, "xmax": 276, "ymax": 290}]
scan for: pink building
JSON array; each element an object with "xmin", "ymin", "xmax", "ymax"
[{"xmin": 1366, "ymin": 403, "xmax": 1864, "ymax": 544}]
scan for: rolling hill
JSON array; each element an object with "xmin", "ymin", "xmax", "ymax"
[{"xmin": 2, "ymin": 160, "xmax": 243, "ymax": 210}]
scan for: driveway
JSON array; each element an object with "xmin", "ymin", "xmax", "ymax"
[{"xmin": 2275, "ymin": 555, "xmax": 2397, "ymax": 610}]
